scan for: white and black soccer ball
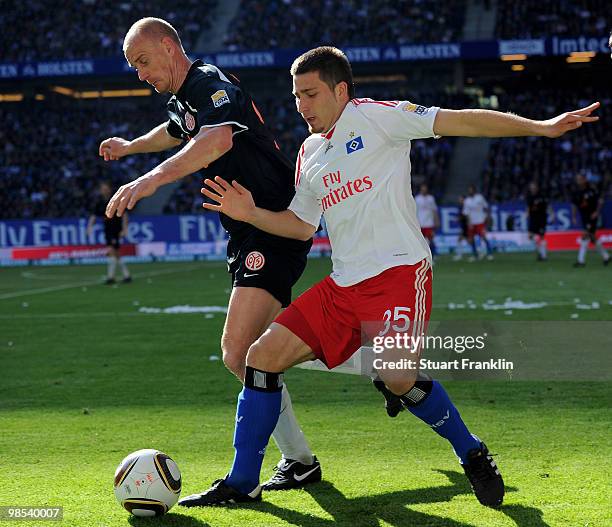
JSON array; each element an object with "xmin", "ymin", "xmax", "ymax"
[{"xmin": 113, "ymin": 449, "xmax": 181, "ymax": 517}]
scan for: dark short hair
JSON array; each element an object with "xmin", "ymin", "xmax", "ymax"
[{"xmin": 290, "ymin": 46, "xmax": 355, "ymax": 98}]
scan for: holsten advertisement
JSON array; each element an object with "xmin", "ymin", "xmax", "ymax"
[{"xmin": 1, "ymin": 202, "xmax": 611, "ymax": 264}]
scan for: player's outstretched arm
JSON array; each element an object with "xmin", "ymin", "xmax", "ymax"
[
  {"xmin": 202, "ymin": 176, "xmax": 316, "ymax": 241},
  {"xmin": 99, "ymin": 123, "xmax": 182, "ymax": 161},
  {"xmin": 434, "ymin": 102, "xmax": 600, "ymax": 139},
  {"xmin": 105, "ymin": 125, "xmax": 232, "ymax": 218}
]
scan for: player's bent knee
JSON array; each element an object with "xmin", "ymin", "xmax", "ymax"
[
  {"xmin": 221, "ymin": 350, "xmax": 245, "ymax": 376},
  {"xmin": 245, "ymin": 339, "xmax": 282, "ymax": 372},
  {"xmin": 220, "ymin": 336, "xmax": 250, "ymax": 374},
  {"xmin": 246, "ymin": 324, "xmax": 310, "ymax": 373}
]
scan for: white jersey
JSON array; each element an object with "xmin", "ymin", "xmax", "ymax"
[
  {"xmin": 415, "ymin": 194, "xmax": 438, "ymax": 228},
  {"xmin": 463, "ymin": 194, "xmax": 488, "ymax": 225},
  {"xmin": 289, "ymin": 98, "xmax": 440, "ymax": 287}
]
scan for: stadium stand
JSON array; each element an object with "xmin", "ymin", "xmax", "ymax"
[
  {"xmin": 0, "ymin": 0, "xmax": 216, "ymax": 61},
  {"xmin": 495, "ymin": 0, "xmax": 609, "ymax": 39},
  {"xmin": 0, "ymin": 96, "xmax": 170, "ymax": 219},
  {"xmin": 222, "ymin": 0, "xmax": 467, "ymax": 51},
  {"xmin": 1, "ymin": 0, "xmax": 609, "ymax": 219},
  {"xmin": 480, "ymin": 89, "xmax": 611, "ymax": 202}
]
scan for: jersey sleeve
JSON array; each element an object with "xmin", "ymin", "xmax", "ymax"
[
  {"xmin": 166, "ymin": 118, "xmax": 183, "ymax": 139},
  {"xmin": 356, "ymin": 99, "xmax": 440, "ymax": 142},
  {"xmin": 287, "ymin": 145, "xmax": 322, "ymax": 228},
  {"xmin": 188, "ymin": 77, "xmax": 249, "ymax": 135}
]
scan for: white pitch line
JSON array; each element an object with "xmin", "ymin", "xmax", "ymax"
[
  {"xmin": 432, "ymin": 300, "xmax": 608, "ymax": 309},
  {"xmin": 0, "ymin": 264, "xmax": 208, "ymax": 300}
]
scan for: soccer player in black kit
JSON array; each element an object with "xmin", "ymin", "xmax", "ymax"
[
  {"xmin": 87, "ymin": 182, "xmax": 131, "ymax": 284},
  {"xmin": 571, "ymin": 173, "xmax": 609, "ymax": 267},
  {"xmin": 526, "ymin": 182, "xmax": 549, "ymax": 261},
  {"xmin": 99, "ymin": 17, "xmax": 327, "ymax": 491}
]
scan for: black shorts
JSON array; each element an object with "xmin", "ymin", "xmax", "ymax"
[
  {"xmin": 581, "ymin": 216, "xmax": 598, "ymax": 235},
  {"xmin": 104, "ymin": 224, "xmax": 121, "ymax": 249},
  {"xmin": 227, "ymin": 232, "xmax": 312, "ymax": 307},
  {"xmin": 528, "ymin": 218, "xmax": 546, "ymax": 236}
]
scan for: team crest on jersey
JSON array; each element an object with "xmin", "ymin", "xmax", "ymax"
[
  {"xmin": 185, "ymin": 111, "xmax": 196, "ymax": 131},
  {"xmin": 403, "ymin": 102, "xmax": 428, "ymax": 115},
  {"xmin": 245, "ymin": 251, "xmax": 265, "ymax": 271},
  {"xmin": 345, "ymin": 136, "xmax": 364, "ymax": 154},
  {"xmin": 211, "ymin": 89, "xmax": 230, "ymax": 108}
]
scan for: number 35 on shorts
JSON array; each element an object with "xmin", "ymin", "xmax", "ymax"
[{"xmin": 379, "ymin": 306, "xmax": 411, "ymax": 336}]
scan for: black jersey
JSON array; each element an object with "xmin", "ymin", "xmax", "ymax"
[
  {"xmin": 166, "ymin": 60, "xmax": 306, "ymax": 247},
  {"xmin": 526, "ymin": 192, "xmax": 548, "ymax": 223},
  {"xmin": 572, "ymin": 184, "xmax": 600, "ymax": 219}
]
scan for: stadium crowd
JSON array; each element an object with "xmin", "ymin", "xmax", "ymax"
[
  {"xmin": 495, "ymin": 0, "xmax": 609, "ymax": 39},
  {"xmin": 0, "ymin": 96, "xmax": 170, "ymax": 219},
  {"xmin": 0, "ymin": 0, "xmax": 216, "ymax": 62},
  {"xmin": 223, "ymin": 0, "xmax": 466, "ymax": 51},
  {"xmin": 1, "ymin": 1, "xmax": 608, "ymax": 64},
  {"xmin": 480, "ymin": 89, "xmax": 611, "ymax": 202},
  {"xmin": 2, "ymin": 84, "xmax": 608, "ymax": 219}
]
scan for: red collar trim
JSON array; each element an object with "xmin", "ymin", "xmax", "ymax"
[{"xmin": 321, "ymin": 125, "xmax": 336, "ymax": 140}]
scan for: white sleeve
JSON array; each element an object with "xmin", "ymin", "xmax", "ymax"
[
  {"xmin": 288, "ymin": 147, "xmax": 322, "ymax": 228},
  {"xmin": 356, "ymin": 99, "xmax": 440, "ymax": 142}
]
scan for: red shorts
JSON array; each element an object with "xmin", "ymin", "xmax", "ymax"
[
  {"xmin": 421, "ymin": 227, "xmax": 435, "ymax": 240},
  {"xmin": 275, "ymin": 261, "xmax": 432, "ymax": 369},
  {"xmin": 468, "ymin": 223, "xmax": 486, "ymax": 237}
]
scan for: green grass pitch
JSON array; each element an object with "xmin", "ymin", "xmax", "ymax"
[{"xmin": 0, "ymin": 253, "xmax": 610, "ymax": 526}]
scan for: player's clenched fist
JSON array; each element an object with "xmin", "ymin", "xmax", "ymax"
[
  {"xmin": 99, "ymin": 137, "xmax": 132, "ymax": 161},
  {"xmin": 201, "ymin": 176, "xmax": 256, "ymax": 223}
]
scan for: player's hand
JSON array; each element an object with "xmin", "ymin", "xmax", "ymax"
[
  {"xmin": 590, "ymin": 211, "xmax": 598, "ymax": 220},
  {"xmin": 201, "ymin": 176, "xmax": 256, "ymax": 222},
  {"xmin": 106, "ymin": 174, "xmax": 159, "ymax": 218},
  {"xmin": 99, "ymin": 137, "xmax": 132, "ymax": 161},
  {"xmin": 539, "ymin": 102, "xmax": 600, "ymax": 138}
]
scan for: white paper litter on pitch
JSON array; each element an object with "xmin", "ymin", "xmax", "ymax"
[
  {"xmin": 575, "ymin": 302, "xmax": 600, "ymax": 310},
  {"xmin": 483, "ymin": 300, "xmax": 548, "ymax": 311},
  {"xmin": 139, "ymin": 305, "xmax": 228, "ymax": 314}
]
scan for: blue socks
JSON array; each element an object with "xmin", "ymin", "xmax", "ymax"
[
  {"xmin": 225, "ymin": 378, "xmax": 282, "ymax": 494},
  {"xmin": 407, "ymin": 380, "xmax": 480, "ymax": 463}
]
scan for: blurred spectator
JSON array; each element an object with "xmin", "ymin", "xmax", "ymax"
[{"xmin": 0, "ymin": 0, "xmax": 216, "ymax": 61}]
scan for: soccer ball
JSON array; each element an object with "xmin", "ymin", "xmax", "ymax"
[{"xmin": 113, "ymin": 449, "xmax": 181, "ymax": 516}]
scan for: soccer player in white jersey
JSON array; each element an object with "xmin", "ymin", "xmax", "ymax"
[
  {"xmin": 415, "ymin": 183, "xmax": 439, "ymax": 258},
  {"xmin": 463, "ymin": 185, "xmax": 493, "ymax": 261},
  {"xmin": 179, "ymin": 46, "xmax": 600, "ymax": 509}
]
